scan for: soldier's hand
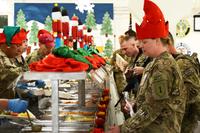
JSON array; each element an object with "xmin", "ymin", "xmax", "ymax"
[
  {"xmin": 125, "ymin": 69, "xmax": 134, "ymax": 79},
  {"xmin": 133, "ymin": 66, "xmax": 144, "ymax": 75},
  {"xmin": 124, "ymin": 101, "xmax": 135, "ymax": 113}
]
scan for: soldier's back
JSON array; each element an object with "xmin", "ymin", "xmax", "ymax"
[{"xmin": 174, "ymin": 53, "xmax": 200, "ymax": 133}]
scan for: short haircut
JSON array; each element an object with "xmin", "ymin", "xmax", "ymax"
[
  {"xmin": 118, "ymin": 35, "xmax": 125, "ymax": 44},
  {"xmin": 124, "ymin": 29, "xmax": 136, "ymax": 37},
  {"xmin": 168, "ymin": 32, "xmax": 174, "ymax": 45},
  {"xmin": 124, "ymin": 35, "xmax": 135, "ymax": 41}
]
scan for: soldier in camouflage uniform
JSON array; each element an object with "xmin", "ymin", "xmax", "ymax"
[
  {"xmin": 11, "ymin": 39, "xmax": 29, "ymax": 72},
  {"xmin": 0, "ymin": 26, "xmax": 28, "ymax": 98},
  {"xmin": 118, "ymin": 34, "xmax": 151, "ymax": 119},
  {"xmin": 122, "ymin": 36, "xmax": 152, "ymax": 97},
  {"xmin": 26, "ymin": 29, "xmax": 54, "ymax": 64},
  {"xmin": 110, "ymin": 35, "xmax": 132, "ymax": 94},
  {"xmin": 107, "ymin": 0, "xmax": 187, "ymax": 132},
  {"xmin": 166, "ymin": 32, "xmax": 200, "ymax": 133}
]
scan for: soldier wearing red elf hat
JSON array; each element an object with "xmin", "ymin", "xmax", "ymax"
[
  {"xmin": 26, "ymin": 29, "xmax": 55, "ymax": 64},
  {"xmin": 0, "ymin": 26, "xmax": 28, "ymax": 98},
  {"xmin": 107, "ymin": 1, "xmax": 186, "ymax": 133}
]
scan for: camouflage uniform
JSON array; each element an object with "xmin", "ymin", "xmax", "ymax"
[
  {"xmin": 25, "ymin": 49, "xmax": 45, "ymax": 64},
  {"xmin": 10, "ymin": 56, "xmax": 29, "ymax": 72},
  {"xmin": 110, "ymin": 49, "xmax": 132, "ymax": 94},
  {"xmin": 125, "ymin": 50, "xmax": 152, "ymax": 97},
  {"xmin": 120, "ymin": 52, "xmax": 187, "ymax": 133},
  {"xmin": 121, "ymin": 51, "xmax": 152, "ymax": 119},
  {"xmin": 173, "ymin": 53, "xmax": 200, "ymax": 133},
  {"xmin": 0, "ymin": 49, "xmax": 23, "ymax": 98}
]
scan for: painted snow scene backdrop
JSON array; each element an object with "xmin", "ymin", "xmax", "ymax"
[{"xmin": 14, "ymin": 2, "xmax": 114, "ymax": 57}]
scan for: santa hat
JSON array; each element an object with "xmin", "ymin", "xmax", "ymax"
[
  {"xmin": 135, "ymin": 0, "xmax": 168, "ymax": 40},
  {"xmin": 38, "ymin": 29, "xmax": 55, "ymax": 47},
  {"xmin": 0, "ymin": 26, "xmax": 28, "ymax": 46}
]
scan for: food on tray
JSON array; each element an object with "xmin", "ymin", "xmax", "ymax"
[
  {"xmin": 91, "ymin": 93, "xmax": 99, "ymax": 98},
  {"xmin": 92, "ymin": 97, "xmax": 98, "ymax": 104},
  {"xmin": 17, "ymin": 111, "xmax": 36, "ymax": 119},
  {"xmin": 96, "ymin": 111, "xmax": 106, "ymax": 119},
  {"xmin": 62, "ymin": 111, "xmax": 95, "ymax": 116},
  {"xmin": 100, "ymin": 98, "xmax": 109, "ymax": 105},
  {"xmin": 0, "ymin": 109, "xmax": 35, "ymax": 119},
  {"xmin": 64, "ymin": 115, "xmax": 94, "ymax": 122},
  {"xmin": 44, "ymin": 90, "xmax": 72, "ymax": 99},
  {"xmin": 10, "ymin": 112, "xmax": 18, "ymax": 116},
  {"xmin": 103, "ymin": 96, "xmax": 110, "ymax": 101},
  {"xmin": 98, "ymin": 104, "xmax": 107, "ymax": 111}
]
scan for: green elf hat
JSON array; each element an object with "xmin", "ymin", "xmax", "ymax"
[{"xmin": 3, "ymin": 26, "xmax": 20, "ymax": 46}]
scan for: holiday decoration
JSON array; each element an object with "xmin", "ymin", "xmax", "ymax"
[
  {"xmin": 83, "ymin": 25, "xmax": 88, "ymax": 46},
  {"xmin": 176, "ymin": 19, "xmax": 190, "ymax": 38},
  {"xmin": 75, "ymin": 0, "xmax": 95, "ymax": 13},
  {"xmin": 71, "ymin": 15, "xmax": 79, "ymax": 50},
  {"xmin": 87, "ymin": 28, "xmax": 93, "ymax": 45},
  {"xmin": 78, "ymin": 19, "xmax": 84, "ymax": 48},
  {"xmin": 29, "ymin": 21, "xmax": 39, "ymax": 46},
  {"xmin": 52, "ymin": 46, "xmax": 92, "ymax": 69},
  {"xmin": 29, "ymin": 54, "xmax": 89, "ymax": 72},
  {"xmin": 44, "ymin": 15, "xmax": 52, "ymax": 32},
  {"xmin": 71, "ymin": 15, "xmax": 79, "ymax": 41},
  {"xmin": 85, "ymin": 11, "xmax": 96, "ymax": 30},
  {"xmin": 51, "ymin": 3, "xmax": 62, "ymax": 38},
  {"xmin": 103, "ymin": 39, "xmax": 113, "ymax": 58},
  {"xmin": 16, "ymin": 9, "xmax": 28, "ymax": 30},
  {"xmin": 101, "ymin": 12, "xmax": 113, "ymax": 37},
  {"xmin": 61, "ymin": 7, "xmax": 70, "ymax": 45},
  {"xmin": 135, "ymin": 0, "xmax": 168, "ymax": 39},
  {"xmin": 52, "ymin": 3, "xmax": 62, "ymax": 48}
]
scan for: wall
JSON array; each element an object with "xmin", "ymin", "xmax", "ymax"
[
  {"xmin": 129, "ymin": 0, "xmax": 200, "ymax": 58},
  {"xmin": 0, "ymin": 0, "xmax": 128, "ymax": 49},
  {"xmin": 0, "ymin": 0, "xmax": 200, "ymax": 58}
]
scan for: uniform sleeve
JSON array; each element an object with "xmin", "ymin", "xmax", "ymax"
[
  {"xmin": 110, "ymin": 51, "xmax": 117, "ymax": 66},
  {"xmin": 25, "ymin": 51, "xmax": 39, "ymax": 65},
  {"xmin": 177, "ymin": 59, "xmax": 200, "ymax": 101},
  {"xmin": 0, "ymin": 56, "xmax": 22, "ymax": 85},
  {"xmin": 25, "ymin": 54, "xmax": 32, "ymax": 64},
  {"xmin": 120, "ymin": 64, "xmax": 172, "ymax": 133},
  {"xmin": 110, "ymin": 51, "xmax": 121, "ymax": 72}
]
